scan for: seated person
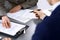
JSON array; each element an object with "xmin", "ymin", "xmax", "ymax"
[
  {"xmin": 32, "ymin": 0, "xmax": 60, "ymax": 40},
  {"xmin": 0, "ymin": 0, "xmax": 38, "ymax": 28}
]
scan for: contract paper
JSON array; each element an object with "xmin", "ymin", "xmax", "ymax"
[
  {"xmin": 0, "ymin": 20, "xmax": 26, "ymax": 36},
  {"xmin": 7, "ymin": 9, "xmax": 36, "ymax": 23}
]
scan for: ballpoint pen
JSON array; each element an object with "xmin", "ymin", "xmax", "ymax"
[{"xmin": 30, "ymin": 9, "xmax": 41, "ymax": 13}]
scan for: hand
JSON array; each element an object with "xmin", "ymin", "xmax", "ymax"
[
  {"xmin": 2, "ymin": 37, "xmax": 12, "ymax": 40},
  {"xmin": 9, "ymin": 5, "xmax": 21, "ymax": 13},
  {"xmin": 33, "ymin": 10, "xmax": 46, "ymax": 20},
  {"xmin": 2, "ymin": 16, "xmax": 11, "ymax": 28}
]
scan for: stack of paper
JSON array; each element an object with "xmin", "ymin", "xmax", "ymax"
[
  {"xmin": 0, "ymin": 20, "xmax": 26, "ymax": 36},
  {"xmin": 7, "ymin": 9, "xmax": 36, "ymax": 23}
]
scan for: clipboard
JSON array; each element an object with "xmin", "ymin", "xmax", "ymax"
[{"xmin": 0, "ymin": 20, "xmax": 29, "ymax": 38}]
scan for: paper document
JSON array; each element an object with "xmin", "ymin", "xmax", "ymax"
[
  {"xmin": 0, "ymin": 20, "xmax": 26, "ymax": 36},
  {"xmin": 7, "ymin": 9, "xmax": 36, "ymax": 23}
]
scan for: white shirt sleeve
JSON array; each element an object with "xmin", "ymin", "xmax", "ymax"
[{"xmin": 42, "ymin": 9, "xmax": 52, "ymax": 16}]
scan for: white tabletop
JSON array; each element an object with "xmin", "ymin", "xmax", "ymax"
[{"xmin": 16, "ymin": 19, "xmax": 42, "ymax": 40}]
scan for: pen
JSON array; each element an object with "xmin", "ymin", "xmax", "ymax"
[
  {"xmin": 30, "ymin": 9, "xmax": 41, "ymax": 13},
  {"xmin": 37, "ymin": 9, "xmax": 41, "ymax": 11}
]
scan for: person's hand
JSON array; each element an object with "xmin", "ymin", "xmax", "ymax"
[
  {"xmin": 2, "ymin": 16, "xmax": 11, "ymax": 28},
  {"xmin": 2, "ymin": 37, "xmax": 12, "ymax": 40},
  {"xmin": 9, "ymin": 5, "xmax": 22, "ymax": 13},
  {"xmin": 33, "ymin": 10, "xmax": 46, "ymax": 20}
]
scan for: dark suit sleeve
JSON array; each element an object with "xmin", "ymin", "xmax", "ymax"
[
  {"xmin": 21, "ymin": 0, "xmax": 38, "ymax": 9},
  {"xmin": 32, "ymin": 16, "xmax": 49, "ymax": 40}
]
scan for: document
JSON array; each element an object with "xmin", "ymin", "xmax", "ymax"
[
  {"xmin": 7, "ymin": 9, "xmax": 36, "ymax": 23},
  {"xmin": 0, "ymin": 20, "xmax": 26, "ymax": 36}
]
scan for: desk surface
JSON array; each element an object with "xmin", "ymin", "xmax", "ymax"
[
  {"xmin": 15, "ymin": 19, "xmax": 42, "ymax": 40},
  {"xmin": 16, "ymin": 20, "xmax": 37, "ymax": 40}
]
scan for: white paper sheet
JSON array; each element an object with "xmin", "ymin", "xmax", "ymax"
[
  {"xmin": 7, "ymin": 9, "xmax": 36, "ymax": 23},
  {"xmin": 0, "ymin": 20, "xmax": 26, "ymax": 36}
]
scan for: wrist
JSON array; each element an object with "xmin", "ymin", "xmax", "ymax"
[
  {"xmin": 2, "ymin": 16, "xmax": 7, "ymax": 17},
  {"xmin": 2, "ymin": 16, "xmax": 8, "ymax": 19},
  {"xmin": 0, "ymin": 16, "xmax": 7, "ymax": 19},
  {"xmin": 40, "ymin": 14, "xmax": 46, "ymax": 20}
]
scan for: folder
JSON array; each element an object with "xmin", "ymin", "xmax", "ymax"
[{"xmin": 0, "ymin": 20, "xmax": 29, "ymax": 38}]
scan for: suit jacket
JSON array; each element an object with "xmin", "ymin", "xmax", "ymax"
[
  {"xmin": 0, "ymin": 0, "xmax": 38, "ymax": 16},
  {"xmin": 32, "ymin": 5, "xmax": 60, "ymax": 40}
]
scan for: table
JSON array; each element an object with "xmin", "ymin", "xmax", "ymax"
[{"xmin": 15, "ymin": 19, "xmax": 42, "ymax": 40}]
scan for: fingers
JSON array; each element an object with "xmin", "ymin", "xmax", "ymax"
[
  {"xmin": 6, "ymin": 17, "xmax": 10, "ymax": 28},
  {"xmin": 2, "ymin": 37, "xmax": 12, "ymax": 40},
  {"xmin": 5, "ymin": 19, "xmax": 10, "ymax": 28},
  {"xmin": 2, "ymin": 19, "xmax": 6, "ymax": 28},
  {"xmin": 33, "ymin": 9, "xmax": 44, "ymax": 19},
  {"xmin": 2, "ymin": 16, "xmax": 11, "ymax": 29},
  {"xmin": 2, "ymin": 20, "xmax": 10, "ymax": 28},
  {"xmin": 7, "ymin": 18, "xmax": 11, "ymax": 27},
  {"xmin": 6, "ymin": 21, "xmax": 10, "ymax": 28},
  {"xmin": 33, "ymin": 10, "xmax": 40, "ymax": 19},
  {"xmin": 4, "ymin": 21, "xmax": 8, "ymax": 28},
  {"xmin": 35, "ymin": 14, "xmax": 40, "ymax": 19},
  {"xmin": 2, "ymin": 20, "xmax": 5, "ymax": 27}
]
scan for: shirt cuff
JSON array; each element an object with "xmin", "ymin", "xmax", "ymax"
[{"xmin": 42, "ymin": 10, "xmax": 51, "ymax": 16}]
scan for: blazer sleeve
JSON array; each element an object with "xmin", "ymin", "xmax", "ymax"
[
  {"xmin": 21, "ymin": 0, "xmax": 38, "ymax": 9},
  {"xmin": 0, "ymin": 0, "xmax": 7, "ymax": 17}
]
